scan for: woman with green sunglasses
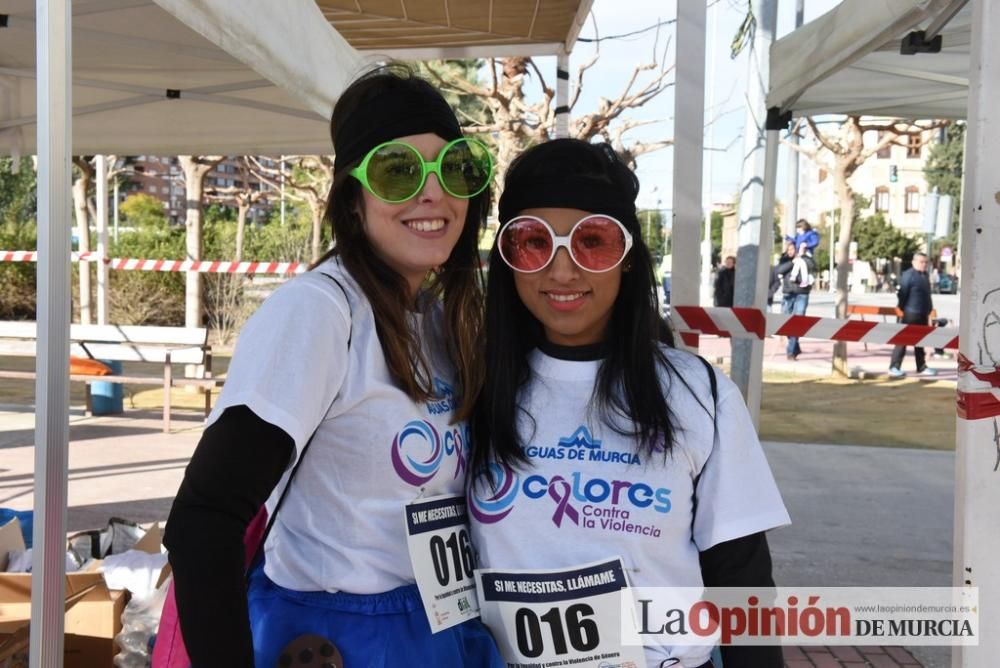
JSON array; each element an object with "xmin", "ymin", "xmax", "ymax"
[{"xmin": 164, "ymin": 64, "xmax": 502, "ymax": 667}]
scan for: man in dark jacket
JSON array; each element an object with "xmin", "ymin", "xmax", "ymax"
[
  {"xmin": 775, "ymin": 242, "xmax": 816, "ymax": 360},
  {"xmin": 889, "ymin": 252, "xmax": 936, "ymax": 377},
  {"xmin": 714, "ymin": 255, "xmax": 736, "ymax": 307}
]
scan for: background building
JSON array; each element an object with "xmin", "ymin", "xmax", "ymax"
[
  {"xmin": 796, "ymin": 125, "xmax": 939, "ymax": 237},
  {"xmin": 119, "ymin": 156, "xmax": 277, "ymax": 224}
]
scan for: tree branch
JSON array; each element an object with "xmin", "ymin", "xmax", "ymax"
[{"xmin": 806, "ymin": 117, "xmax": 842, "ymax": 155}]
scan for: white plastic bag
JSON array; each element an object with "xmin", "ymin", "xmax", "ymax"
[{"xmin": 113, "ymin": 581, "xmax": 169, "ymax": 668}]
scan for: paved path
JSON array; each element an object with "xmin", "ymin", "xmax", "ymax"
[{"xmin": 784, "ymin": 645, "xmax": 924, "ymax": 667}]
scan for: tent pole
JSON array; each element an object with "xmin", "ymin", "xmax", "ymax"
[
  {"xmin": 731, "ymin": 0, "xmax": 777, "ymax": 419},
  {"xmin": 95, "ymin": 154, "xmax": 108, "ymax": 325},
  {"xmin": 672, "ymin": 0, "xmax": 707, "ymax": 329},
  {"xmin": 700, "ymin": 0, "xmax": 718, "ymax": 308},
  {"xmin": 555, "ymin": 52, "xmax": 570, "ymax": 138},
  {"xmin": 784, "ymin": 0, "xmax": 805, "ymax": 239},
  {"xmin": 953, "ymin": 0, "xmax": 1000, "ymax": 665},
  {"xmin": 30, "ymin": 0, "xmax": 72, "ymax": 664}
]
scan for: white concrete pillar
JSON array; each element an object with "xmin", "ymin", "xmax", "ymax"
[{"xmin": 953, "ymin": 0, "xmax": 1000, "ymax": 665}]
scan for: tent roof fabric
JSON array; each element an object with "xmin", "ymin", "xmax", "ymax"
[
  {"xmin": 768, "ymin": 0, "xmax": 971, "ymax": 120},
  {"xmin": 321, "ymin": 0, "xmax": 593, "ymax": 57},
  {"xmin": 0, "ymin": 0, "xmax": 362, "ymax": 155},
  {"xmin": 0, "ymin": 0, "xmax": 592, "ymax": 156}
]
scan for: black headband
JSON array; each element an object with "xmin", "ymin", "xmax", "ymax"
[
  {"xmin": 498, "ymin": 175, "xmax": 636, "ymax": 224},
  {"xmin": 333, "ymin": 87, "xmax": 462, "ymax": 172}
]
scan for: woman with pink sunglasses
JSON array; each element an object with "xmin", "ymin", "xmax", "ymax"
[{"xmin": 468, "ymin": 139, "xmax": 789, "ymax": 668}]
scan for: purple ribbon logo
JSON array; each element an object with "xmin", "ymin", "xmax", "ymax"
[{"xmin": 547, "ymin": 476, "xmax": 580, "ymax": 527}]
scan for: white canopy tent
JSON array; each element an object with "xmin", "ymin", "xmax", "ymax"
[
  {"xmin": 767, "ymin": 0, "xmax": 970, "ymax": 119},
  {"xmin": 764, "ymin": 1, "xmax": 998, "ymax": 666}
]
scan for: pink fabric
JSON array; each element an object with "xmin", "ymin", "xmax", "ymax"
[{"xmin": 152, "ymin": 507, "xmax": 269, "ymax": 668}]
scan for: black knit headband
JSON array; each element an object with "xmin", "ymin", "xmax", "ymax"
[
  {"xmin": 499, "ymin": 174, "xmax": 636, "ymax": 224},
  {"xmin": 333, "ymin": 86, "xmax": 462, "ymax": 172}
]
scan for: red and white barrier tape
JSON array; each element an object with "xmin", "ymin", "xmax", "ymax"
[
  {"xmin": 671, "ymin": 306, "xmax": 960, "ymax": 350},
  {"xmin": 10, "ymin": 246, "xmax": 994, "ymax": 417},
  {"xmin": 957, "ymin": 354, "xmax": 1000, "ymax": 420},
  {"xmin": 0, "ymin": 251, "xmax": 307, "ymax": 274}
]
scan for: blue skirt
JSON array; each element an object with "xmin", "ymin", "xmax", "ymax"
[{"xmin": 248, "ymin": 565, "xmax": 503, "ymax": 668}]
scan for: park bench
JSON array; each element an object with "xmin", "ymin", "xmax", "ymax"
[
  {"xmin": 845, "ymin": 305, "xmax": 939, "ymax": 351},
  {"xmin": 0, "ymin": 321, "xmax": 223, "ymax": 433},
  {"xmin": 845, "ymin": 304, "xmax": 938, "ymax": 320}
]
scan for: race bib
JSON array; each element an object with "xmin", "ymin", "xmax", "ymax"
[
  {"xmin": 476, "ymin": 558, "xmax": 646, "ymax": 668},
  {"xmin": 404, "ymin": 495, "xmax": 481, "ymax": 632}
]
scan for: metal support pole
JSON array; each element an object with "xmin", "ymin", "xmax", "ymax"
[
  {"xmin": 731, "ymin": 0, "xmax": 777, "ymax": 414},
  {"xmin": 31, "ymin": 0, "xmax": 72, "ymax": 664},
  {"xmin": 555, "ymin": 52, "xmax": 570, "ymax": 139},
  {"xmin": 95, "ymin": 155, "xmax": 108, "ymax": 325},
  {"xmin": 700, "ymin": 0, "xmax": 719, "ymax": 307},
  {"xmin": 953, "ymin": 0, "xmax": 1000, "ymax": 665},
  {"xmin": 783, "ymin": 0, "xmax": 805, "ymax": 240},
  {"xmin": 672, "ymin": 0, "xmax": 707, "ymax": 332}
]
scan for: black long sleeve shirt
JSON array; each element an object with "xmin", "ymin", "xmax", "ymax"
[{"xmin": 163, "ymin": 405, "xmax": 294, "ymax": 668}]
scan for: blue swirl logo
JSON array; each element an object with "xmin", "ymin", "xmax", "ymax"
[
  {"xmin": 469, "ymin": 463, "xmax": 519, "ymax": 524},
  {"xmin": 390, "ymin": 420, "xmax": 443, "ymax": 486}
]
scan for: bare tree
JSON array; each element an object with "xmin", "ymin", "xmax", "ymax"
[
  {"xmin": 249, "ymin": 155, "xmax": 333, "ymax": 262},
  {"xmin": 423, "ymin": 33, "xmax": 674, "ymax": 178},
  {"xmin": 178, "ymin": 155, "xmax": 224, "ymax": 330},
  {"xmin": 786, "ymin": 116, "xmax": 946, "ymax": 375},
  {"xmin": 205, "ymin": 158, "xmax": 271, "ymax": 262}
]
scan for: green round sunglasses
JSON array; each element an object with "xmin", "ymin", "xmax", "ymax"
[{"xmin": 349, "ymin": 137, "xmax": 494, "ymax": 204}]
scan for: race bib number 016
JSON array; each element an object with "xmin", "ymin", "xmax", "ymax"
[
  {"xmin": 476, "ymin": 558, "xmax": 646, "ymax": 668},
  {"xmin": 405, "ymin": 495, "xmax": 481, "ymax": 632}
]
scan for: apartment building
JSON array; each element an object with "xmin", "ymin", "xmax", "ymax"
[{"xmin": 121, "ymin": 156, "xmax": 277, "ymax": 224}]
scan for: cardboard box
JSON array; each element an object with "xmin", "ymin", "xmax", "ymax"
[{"xmin": 0, "ymin": 519, "xmax": 129, "ymax": 668}]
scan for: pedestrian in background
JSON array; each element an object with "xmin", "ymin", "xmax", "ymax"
[
  {"xmin": 776, "ymin": 241, "xmax": 816, "ymax": 360},
  {"xmin": 889, "ymin": 252, "xmax": 937, "ymax": 378},
  {"xmin": 713, "ymin": 255, "xmax": 736, "ymax": 307},
  {"xmin": 786, "ymin": 219, "xmax": 820, "ymax": 255}
]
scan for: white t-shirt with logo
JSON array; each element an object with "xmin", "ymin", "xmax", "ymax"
[
  {"xmin": 469, "ymin": 347, "xmax": 790, "ymax": 667},
  {"xmin": 208, "ymin": 258, "xmax": 469, "ymax": 594}
]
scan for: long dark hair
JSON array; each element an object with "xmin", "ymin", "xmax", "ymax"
[
  {"xmin": 471, "ymin": 139, "xmax": 678, "ymax": 477},
  {"xmin": 316, "ymin": 64, "xmax": 487, "ymax": 408}
]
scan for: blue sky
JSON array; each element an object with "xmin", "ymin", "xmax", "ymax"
[{"xmin": 528, "ymin": 0, "xmax": 842, "ymax": 211}]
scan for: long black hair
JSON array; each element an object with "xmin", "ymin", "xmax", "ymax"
[{"xmin": 470, "ymin": 139, "xmax": 678, "ymax": 478}]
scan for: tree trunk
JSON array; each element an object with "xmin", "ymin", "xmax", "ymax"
[
  {"xmin": 184, "ymin": 171, "xmax": 204, "ymax": 330},
  {"xmin": 72, "ymin": 164, "xmax": 93, "ymax": 324},
  {"xmin": 831, "ymin": 169, "xmax": 855, "ymax": 377},
  {"xmin": 235, "ymin": 201, "xmax": 248, "ymax": 263},
  {"xmin": 311, "ymin": 199, "xmax": 323, "ymax": 262},
  {"xmin": 179, "ymin": 156, "xmax": 223, "ymax": 331}
]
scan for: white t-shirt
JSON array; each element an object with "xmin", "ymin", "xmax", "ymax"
[
  {"xmin": 469, "ymin": 347, "xmax": 790, "ymax": 667},
  {"xmin": 208, "ymin": 258, "xmax": 469, "ymax": 594}
]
